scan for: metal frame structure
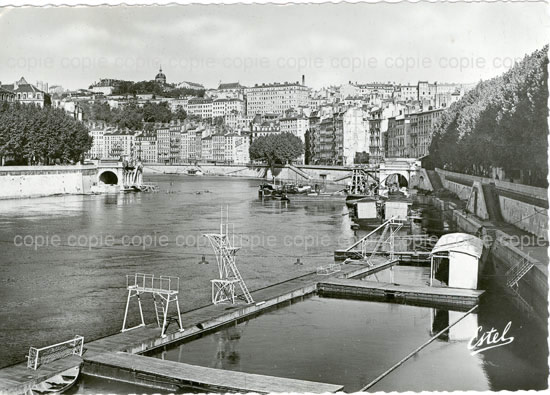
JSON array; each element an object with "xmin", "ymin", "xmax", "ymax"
[
  {"xmin": 345, "ymin": 217, "xmax": 404, "ymax": 265},
  {"xmin": 121, "ymin": 273, "xmax": 184, "ymax": 338},
  {"xmin": 27, "ymin": 336, "xmax": 84, "ymax": 370},
  {"xmin": 204, "ymin": 208, "xmax": 254, "ymax": 305}
]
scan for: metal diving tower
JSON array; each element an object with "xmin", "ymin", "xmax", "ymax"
[{"xmin": 203, "ymin": 208, "xmax": 254, "ymax": 305}]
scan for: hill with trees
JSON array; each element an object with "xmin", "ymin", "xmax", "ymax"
[
  {"xmin": 110, "ymin": 80, "xmax": 205, "ymax": 98},
  {"xmin": 80, "ymin": 101, "xmax": 187, "ymax": 130},
  {"xmin": 0, "ymin": 102, "xmax": 92, "ymax": 165},
  {"xmin": 428, "ymin": 45, "xmax": 548, "ymax": 187}
]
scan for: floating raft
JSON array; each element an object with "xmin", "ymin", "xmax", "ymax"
[
  {"xmin": 334, "ymin": 249, "xmax": 431, "ymax": 264},
  {"xmin": 318, "ymin": 278, "xmax": 484, "ymax": 309},
  {"xmin": 83, "ymin": 352, "xmax": 343, "ymax": 393}
]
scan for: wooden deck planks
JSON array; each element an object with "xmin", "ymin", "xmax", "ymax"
[
  {"xmin": 321, "ymin": 278, "xmax": 485, "ymax": 298},
  {"xmin": 84, "ymin": 352, "xmax": 343, "ymax": 393},
  {"xmin": 0, "ymin": 261, "xmax": 399, "ymax": 394}
]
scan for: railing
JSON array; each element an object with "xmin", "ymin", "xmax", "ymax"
[
  {"xmin": 126, "ymin": 273, "xmax": 180, "ymax": 293},
  {"xmin": 505, "ymin": 255, "xmax": 534, "ymax": 288},
  {"xmin": 27, "ymin": 336, "xmax": 84, "ymax": 370}
]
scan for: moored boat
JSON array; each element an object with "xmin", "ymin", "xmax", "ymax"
[{"xmin": 30, "ymin": 365, "xmax": 80, "ymax": 394}]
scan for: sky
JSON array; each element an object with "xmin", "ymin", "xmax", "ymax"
[{"xmin": 0, "ymin": 2, "xmax": 548, "ymax": 90}]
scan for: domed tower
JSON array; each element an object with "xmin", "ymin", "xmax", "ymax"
[{"xmin": 155, "ymin": 66, "xmax": 166, "ymax": 85}]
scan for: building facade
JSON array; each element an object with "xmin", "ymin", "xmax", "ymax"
[
  {"xmin": 245, "ymin": 82, "xmax": 309, "ymax": 116},
  {"xmin": 135, "ymin": 131, "xmax": 158, "ymax": 163}
]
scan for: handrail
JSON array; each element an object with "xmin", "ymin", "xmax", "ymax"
[{"xmin": 345, "ymin": 218, "xmax": 394, "ymax": 251}]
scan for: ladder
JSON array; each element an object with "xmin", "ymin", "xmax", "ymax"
[
  {"xmin": 153, "ymin": 294, "xmax": 166, "ymax": 327},
  {"xmin": 366, "ymin": 224, "xmax": 390, "ymax": 266},
  {"xmin": 506, "ymin": 254, "xmax": 534, "ymax": 288}
]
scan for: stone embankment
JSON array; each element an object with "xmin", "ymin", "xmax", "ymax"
[
  {"xmin": 425, "ymin": 169, "xmax": 548, "ymax": 319},
  {"xmin": 0, "ymin": 165, "xmax": 96, "ymax": 199}
]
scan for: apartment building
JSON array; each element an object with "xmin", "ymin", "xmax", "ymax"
[
  {"xmin": 187, "ymin": 97, "xmax": 213, "ymax": 119},
  {"xmin": 104, "ymin": 129, "xmax": 136, "ymax": 159},
  {"xmin": 244, "ymin": 82, "xmax": 309, "ymax": 116},
  {"xmin": 135, "ymin": 131, "xmax": 158, "ymax": 163},
  {"xmin": 385, "ymin": 108, "xmax": 443, "ymax": 158}
]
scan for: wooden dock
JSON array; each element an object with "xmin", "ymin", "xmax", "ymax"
[
  {"xmin": 84, "ymin": 352, "xmax": 343, "ymax": 393},
  {"xmin": 318, "ymin": 278, "xmax": 484, "ymax": 309},
  {"xmin": 334, "ymin": 249, "xmax": 431, "ymax": 264},
  {"xmin": 0, "ymin": 261, "xmax": 369, "ymax": 395},
  {"xmin": 0, "ymin": 256, "xmax": 478, "ymax": 394}
]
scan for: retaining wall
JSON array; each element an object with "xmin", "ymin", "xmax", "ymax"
[
  {"xmin": 0, "ymin": 165, "xmax": 97, "ymax": 199},
  {"xmin": 499, "ymin": 195, "xmax": 548, "ymax": 240},
  {"xmin": 435, "ymin": 168, "xmax": 548, "ymax": 238}
]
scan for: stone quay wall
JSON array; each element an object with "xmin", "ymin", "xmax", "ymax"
[{"xmin": 0, "ymin": 165, "xmax": 97, "ymax": 199}]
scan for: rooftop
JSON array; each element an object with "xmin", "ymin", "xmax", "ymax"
[{"xmin": 217, "ymin": 82, "xmax": 243, "ymax": 90}]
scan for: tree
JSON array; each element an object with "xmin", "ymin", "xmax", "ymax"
[
  {"xmin": 249, "ymin": 132, "xmax": 304, "ymax": 174},
  {"xmin": 428, "ymin": 45, "xmax": 548, "ymax": 186},
  {"xmin": 0, "ymin": 102, "xmax": 92, "ymax": 165},
  {"xmin": 142, "ymin": 102, "xmax": 172, "ymax": 123},
  {"xmin": 173, "ymin": 105, "xmax": 187, "ymax": 121}
]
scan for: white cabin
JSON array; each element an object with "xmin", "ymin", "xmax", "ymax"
[
  {"xmin": 356, "ymin": 199, "xmax": 378, "ymax": 220},
  {"xmin": 384, "ymin": 200, "xmax": 411, "ymax": 221},
  {"xmin": 430, "ymin": 233, "xmax": 484, "ymax": 289}
]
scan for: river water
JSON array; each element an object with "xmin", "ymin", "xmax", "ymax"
[{"xmin": 0, "ymin": 175, "xmax": 547, "ymax": 391}]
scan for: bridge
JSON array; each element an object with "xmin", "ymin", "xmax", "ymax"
[
  {"xmin": 289, "ymin": 158, "xmax": 422, "ymax": 187},
  {"xmin": 96, "ymin": 159, "xmax": 143, "ymax": 189}
]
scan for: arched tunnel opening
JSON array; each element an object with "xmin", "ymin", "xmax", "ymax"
[
  {"xmin": 99, "ymin": 171, "xmax": 118, "ymax": 185},
  {"xmin": 385, "ymin": 173, "xmax": 409, "ymax": 188}
]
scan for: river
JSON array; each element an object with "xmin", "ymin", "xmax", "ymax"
[{"xmin": 0, "ymin": 175, "xmax": 547, "ymax": 391}]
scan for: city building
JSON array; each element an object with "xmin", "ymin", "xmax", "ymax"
[
  {"xmin": 86, "ymin": 123, "xmax": 113, "ymax": 159},
  {"xmin": 212, "ymin": 133, "xmax": 226, "ymax": 162},
  {"xmin": 244, "ymin": 82, "xmax": 309, "ymax": 116},
  {"xmin": 156, "ymin": 126, "xmax": 171, "ymax": 164},
  {"xmin": 201, "ymin": 135, "xmax": 213, "ymax": 162},
  {"xmin": 155, "ymin": 67, "xmax": 167, "ymax": 85},
  {"xmin": 342, "ymin": 107, "xmax": 369, "ymax": 166},
  {"xmin": 212, "ymin": 98, "xmax": 245, "ymax": 119},
  {"xmin": 135, "ymin": 131, "xmax": 158, "ymax": 163},
  {"xmin": 103, "ymin": 129, "xmax": 136, "ymax": 159},
  {"xmin": 408, "ymin": 108, "xmax": 444, "ymax": 158},
  {"xmin": 1, "ymin": 77, "xmax": 51, "ymax": 107},
  {"xmin": 251, "ymin": 120, "xmax": 280, "ymax": 139},
  {"xmin": 279, "ymin": 114, "xmax": 309, "ymax": 143},
  {"xmin": 0, "ymin": 87, "xmax": 15, "ymax": 103},
  {"xmin": 225, "ymin": 133, "xmax": 250, "ymax": 164},
  {"xmin": 177, "ymin": 81, "xmax": 204, "ymax": 90},
  {"xmin": 385, "ymin": 108, "xmax": 443, "ymax": 158},
  {"xmin": 394, "ymin": 84, "xmax": 418, "ymax": 102},
  {"xmin": 368, "ymin": 103, "xmax": 404, "ymax": 163},
  {"xmin": 215, "ymin": 82, "xmax": 245, "ymax": 100},
  {"xmin": 53, "ymin": 99, "xmax": 83, "ymax": 121},
  {"xmin": 187, "ymin": 98, "xmax": 213, "ymax": 120}
]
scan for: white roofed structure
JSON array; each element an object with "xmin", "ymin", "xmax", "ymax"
[
  {"xmin": 431, "ymin": 233, "xmax": 484, "ymax": 259},
  {"xmin": 430, "ymin": 233, "xmax": 484, "ymax": 290}
]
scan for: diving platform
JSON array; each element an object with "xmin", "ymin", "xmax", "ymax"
[
  {"xmin": 83, "ymin": 352, "xmax": 343, "ymax": 393},
  {"xmin": 318, "ymin": 278, "xmax": 484, "ymax": 309}
]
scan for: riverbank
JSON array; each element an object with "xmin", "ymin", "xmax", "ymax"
[
  {"xmin": 0, "ymin": 165, "xmax": 96, "ymax": 199},
  {"xmin": 425, "ymin": 193, "xmax": 548, "ymax": 321}
]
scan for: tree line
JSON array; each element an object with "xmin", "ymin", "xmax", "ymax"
[
  {"xmin": 0, "ymin": 102, "xmax": 92, "ymax": 165},
  {"xmin": 108, "ymin": 80, "xmax": 205, "ymax": 99},
  {"xmin": 80, "ymin": 101, "xmax": 187, "ymax": 130},
  {"xmin": 428, "ymin": 45, "xmax": 548, "ymax": 187}
]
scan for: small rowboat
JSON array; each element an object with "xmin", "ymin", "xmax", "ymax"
[{"xmin": 30, "ymin": 366, "xmax": 79, "ymax": 394}]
